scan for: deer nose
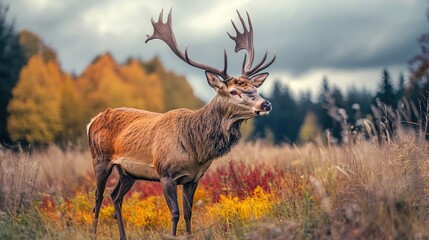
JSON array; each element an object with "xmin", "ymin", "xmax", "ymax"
[{"xmin": 262, "ymin": 101, "xmax": 272, "ymax": 111}]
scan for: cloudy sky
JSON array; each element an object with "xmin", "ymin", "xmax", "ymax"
[{"xmin": 3, "ymin": 0, "xmax": 428, "ymax": 101}]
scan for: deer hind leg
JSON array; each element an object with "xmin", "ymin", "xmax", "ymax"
[
  {"xmin": 161, "ymin": 177, "xmax": 179, "ymax": 236},
  {"xmin": 111, "ymin": 167, "xmax": 135, "ymax": 240},
  {"xmin": 183, "ymin": 181, "xmax": 198, "ymax": 235},
  {"xmin": 92, "ymin": 160, "xmax": 113, "ymax": 236}
]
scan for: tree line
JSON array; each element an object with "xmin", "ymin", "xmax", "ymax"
[
  {"xmin": 251, "ymin": 69, "xmax": 428, "ymax": 144},
  {"xmin": 250, "ymin": 9, "xmax": 429, "ymax": 144},
  {"xmin": 0, "ymin": 4, "xmax": 427, "ymax": 146},
  {"xmin": 0, "ymin": 4, "xmax": 204, "ymax": 146}
]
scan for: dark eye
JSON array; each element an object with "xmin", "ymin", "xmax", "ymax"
[{"xmin": 230, "ymin": 90, "xmax": 238, "ymax": 96}]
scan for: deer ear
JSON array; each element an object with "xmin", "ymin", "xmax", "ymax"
[
  {"xmin": 250, "ymin": 73, "xmax": 269, "ymax": 88},
  {"xmin": 206, "ymin": 71, "xmax": 225, "ymax": 90}
]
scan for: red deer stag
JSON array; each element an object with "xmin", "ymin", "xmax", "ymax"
[{"xmin": 88, "ymin": 9, "xmax": 275, "ymax": 239}]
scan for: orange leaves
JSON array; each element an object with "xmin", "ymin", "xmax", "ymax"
[{"xmin": 7, "ymin": 49, "xmax": 204, "ymax": 144}]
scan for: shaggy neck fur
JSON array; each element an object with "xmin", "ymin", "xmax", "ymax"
[{"xmin": 180, "ymin": 95, "xmax": 250, "ymax": 163}]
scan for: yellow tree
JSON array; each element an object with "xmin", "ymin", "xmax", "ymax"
[
  {"xmin": 7, "ymin": 56, "xmax": 62, "ymax": 144},
  {"xmin": 141, "ymin": 57, "xmax": 204, "ymax": 110},
  {"xmin": 119, "ymin": 59, "xmax": 165, "ymax": 112},
  {"xmin": 298, "ymin": 111, "xmax": 322, "ymax": 142},
  {"xmin": 19, "ymin": 30, "xmax": 57, "ymax": 62},
  {"xmin": 77, "ymin": 53, "xmax": 140, "ymax": 119},
  {"xmin": 58, "ymin": 73, "xmax": 86, "ymax": 142}
]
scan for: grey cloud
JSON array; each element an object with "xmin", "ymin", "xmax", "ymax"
[{"xmin": 2, "ymin": 0, "xmax": 428, "ymax": 84}]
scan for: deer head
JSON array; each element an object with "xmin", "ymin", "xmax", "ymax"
[{"xmin": 146, "ymin": 9, "xmax": 276, "ymax": 116}]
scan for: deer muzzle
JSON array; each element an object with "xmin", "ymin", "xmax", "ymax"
[{"xmin": 253, "ymin": 100, "xmax": 272, "ymax": 116}]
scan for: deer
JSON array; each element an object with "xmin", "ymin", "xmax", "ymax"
[{"xmin": 87, "ymin": 9, "xmax": 276, "ymax": 240}]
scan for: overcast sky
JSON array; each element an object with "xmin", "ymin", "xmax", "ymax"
[{"xmin": 3, "ymin": 0, "xmax": 428, "ymax": 101}]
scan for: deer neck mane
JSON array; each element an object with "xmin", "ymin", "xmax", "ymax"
[{"xmin": 180, "ymin": 95, "xmax": 245, "ymax": 163}]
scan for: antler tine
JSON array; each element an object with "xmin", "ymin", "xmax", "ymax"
[
  {"xmin": 228, "ymin": 10, "xmax": 255, "ymax": 74},
  {"xmin": 237, "ymin": 11, "xmax": 248, "ymax": 32},
  {"xmin": 223, "ymin": 49, "xmax": 228, "ymax": 77},
  {"xmin": 246, "ymin": 12, "xmax": 253, "ymax": 33},
  {"xmin": 245, "ymin": 50, "xmax": 267, "ymax": 76},
  {"xmin": 228, "ymin": 11, "xmax": 276, "ymax": 77},
  {"xmin": 146, "ymin": 9, "xmax": 230, "ymax": 80},
  {"xmin": 241, "ymin": 53, "xmax": 247, "ymax": 75},
  {"xmin": 229, "ymin": 20, "xmax": 240, "ymax": 38},
  {"xmin": 158, "ymin": 8, "xmax": 164, "ymax": 22},
  {"xmin": 248, "ymin": 52, "xmax": 276, "ymax": 76}
]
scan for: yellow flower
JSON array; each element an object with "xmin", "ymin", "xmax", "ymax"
[{"xmin": 206, "ymin": 186, "xmax": 276, "ymax": 226}]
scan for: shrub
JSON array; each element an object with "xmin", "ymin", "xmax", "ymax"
[{"xmin": 200, "ymin": 160, "xmax": 285, "ymax": 202}]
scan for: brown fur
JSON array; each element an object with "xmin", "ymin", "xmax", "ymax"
[
  {"xmin": 88, "ymin": 95, "xmax": 246, "ymax": 184},
  {"xmin": 88, "ymin": 73, "xmax": 271, "ymax": 239}
]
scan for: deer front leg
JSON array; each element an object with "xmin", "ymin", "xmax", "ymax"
[
  {"xmin": 161, "ymin": 177, "xmax": 180, "ymax": 236},
  {"xmin": 183, "ymin": 181, "xmax": 198, "ymax": 235}
]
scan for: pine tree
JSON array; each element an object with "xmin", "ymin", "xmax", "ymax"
[
  {"xmin": 346, "ymin": 86, "xmax": 372, "ymax": 122},
  {"xmin": 0, "ymin": 4, "xmax": 26, "ymax": 144},
  {"xmin": 376, "ymin": 68, "xmax": 395, "ymax": 106},
  {"xmin": 316, "ymin": 76, "xmax": 333, "ymax": 133},
  {"xmin": 256, "ymin": 81, "xmax": 300, "ymax": 144},
  {"xmin": 396, "ymin": 72, "xmax": 406, "ymax": 105}
]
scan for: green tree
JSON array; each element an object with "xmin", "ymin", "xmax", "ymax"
[
  {"xmin": 375, "ymin": 68, "xmax": 395, "ymax": 106},
  {"xmin": 315, "ymin": 77, "xmax": 333, "ymax": 133},
  {"xmin": 315, "ymin": 77, "xmax": 347, "ymax": 143},
  {"xmin": 0, "ymin": 4, "xmax": 26, "ymax": 144},
  {"xmin": 7, "ymin": 56, "xmax": 62, "ymax": 144},
  {"xmin": 395, "ymin": 72, "xmax": 406, "ymax": 105},
  {"xmin": 346, "ymin": 86, "xmax": 373, "ymax": 123},
  {"xmin": 253, "ymin": 81, "xmax": 300, "ymax": 144}
]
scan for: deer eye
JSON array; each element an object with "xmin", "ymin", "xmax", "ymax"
[{"xmin": 230, "ymin": 90, "xmax": 238, "ymax": 96}]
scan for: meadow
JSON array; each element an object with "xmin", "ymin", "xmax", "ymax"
[{"xmin": 0, "ymin": 133, "xmax": 428, "ymax": 240}]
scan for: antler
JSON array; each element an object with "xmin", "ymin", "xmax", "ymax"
[
  {"xmin": 228, "ymin": 10, "xmax": 276, "ymax": 77},
  {"xmin": 146, "ymin": 9, "xmax": 230, "ymax": 80}
]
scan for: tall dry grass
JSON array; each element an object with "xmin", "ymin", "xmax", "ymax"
[
  {"xmin": 0, "ymin": 133, "xmax": 428, "ymax": 239},
  {"xmin": 0, "ymin": 145, "xmax": 91, "ymax": 212}
]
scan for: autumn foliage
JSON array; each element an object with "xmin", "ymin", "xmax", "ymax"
[
  {"xmin": 1, "ymin": 138, "xmax": 428, "ymax": 239},
  {"xmin": 7, "ymin": 56, "xmax": 63, "ymax": 143},
  {"xmin": 6, "ymin": 31, "xmax": 203, "ymax": 145},
  {"xmin": 35, "ymin": 160, "xmax": 289, "ymax": 234}
]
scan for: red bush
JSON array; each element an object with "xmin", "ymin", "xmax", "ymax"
[{"xmin": 199, "ymin": 160, "xmax": 285, "ymax": 202}]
